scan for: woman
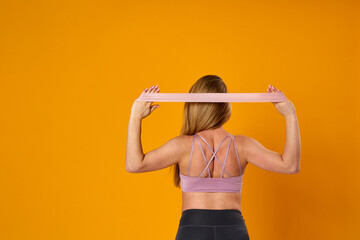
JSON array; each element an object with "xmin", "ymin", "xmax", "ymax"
[{"xmin": 126, "ymin": 75, "xmax": 300, "ymax": 240}]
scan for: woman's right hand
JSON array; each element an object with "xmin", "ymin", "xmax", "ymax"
[{"xmin": 267, "ymin": 85, "xmax": 296, "ymax": 117}]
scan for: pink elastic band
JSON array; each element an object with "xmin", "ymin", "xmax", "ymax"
[{"xmin": 136, "ymin": 92, "xmax": 287, "ymax": 102}]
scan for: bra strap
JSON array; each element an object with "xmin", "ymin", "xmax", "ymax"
[
  {"xmin": 195, "ymin": 135, "xmax": 212, "ymax": 178},
  {"xmin": 197, "ymin": 134, "xmax": 232, "ymax": 178},
  {"xmin": 232, "ymin": 135, "xmax": 242, "ymax": 176},
  {"xmin": 187, "ymin": 135, "xmax": 196, "ymax": 176},
  {"xmin": 221, "ymin": 136, "xmax": 233, "ymax": 178}
]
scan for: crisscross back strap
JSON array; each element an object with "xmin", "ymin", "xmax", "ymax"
[
  {"xmin": 221, "ymin": 136, "xmax": 232, "ymax": 178},
  {"xmin": 196, "ymin": 134, "xmax": 232, "ymax": 178},
  {"xmin": 136, "ymin": 92, "xmax": 287, "ymax": 102},
  {"xmin": 232, "ymin": 135, "xmax": 242, "ymax": 176},
  {"xmin": 186, "ymin": 135, "xmax": 196, "ymax": 176}
]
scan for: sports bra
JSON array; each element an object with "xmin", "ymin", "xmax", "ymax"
[{"xmin": 179, "ymin": 133, "xmax": 243, "ymax": 193}]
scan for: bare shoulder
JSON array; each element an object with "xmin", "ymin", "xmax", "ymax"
[
  {"xmin": 232, "ymin": 134, "xmax": 252, "ymax": 163},
  {"xmin": 176, "ymin": 134, "xmax": 194, "ymax": 143},
  {"xmin": 169, "ymin": 134, "xmax": 192, "ymax": 146},
  {"xmin": 232, "ymin": 134, "xmax": 246, "ymax": 151},
  {"xmin": 232, "ymin": 134, "xmax": 247, "ymax": 146},
  {"xmin": 233, "ymin": 134, "xmax": 291, "ymax": 174},
  {"xmin": 174, "ymin": 134, "xmax": 195, "ymax": 165},
  {"xmin": 171, "ymin": 134, "xmax": 194, "ymax": 152}
]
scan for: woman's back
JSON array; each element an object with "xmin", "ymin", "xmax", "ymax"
[{"xmin": 178, "ymin": 126, "xmax": 248, "ymax": 213}]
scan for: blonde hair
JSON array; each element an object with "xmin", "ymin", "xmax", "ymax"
[{"xmin": 171, "ymin": 75, "xmax": 232, "ymax": 188}]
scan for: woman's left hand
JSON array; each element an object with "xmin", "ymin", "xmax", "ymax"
[{"xmin": 131, "ymin": 85, "xmax": 160, "ymax": 120}]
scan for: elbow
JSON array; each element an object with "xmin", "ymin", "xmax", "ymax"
[
  {"xmin": 289, "ymin": 168, "xmax": 300, "ymax": 174},
  {"xmin": 126, "ymin": 165, "xmax": 136, "ymax": 173},
  {"xmin": 126, "ymin": 157, "xmax": 138, "ymax": 173},
  {"xmin": 126, "ymin": 164, "xmax": 142, "ymax": 173},
  {"xmin": 126, "ymin": 166, "xmax": 133, "ymax": 173},
  {"xmin": 288, "ymin": 164, "xmax": 300, "ymax": 174},
  {"xmin": 126, "ymin": 155, "xmax": 144, "ymax": 173},
  {"xmin": 284, "ymin": 156, "xmax": 301, "ymax": 174}
]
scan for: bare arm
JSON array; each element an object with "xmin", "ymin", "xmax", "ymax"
[
  {"xmin": 243, "ymin": 112, "xmax": 301, "ymax": 174},
  {"xmin": 282, "ymin": 113, "xmax": 301, "ymax": 173},
  {"xmin": 126, "ymin": 85, "xmax": 185, "ymax": 173},
  {"xmin": 125, "ymin": 115, "xmax": 144, "ymax": 172},
  {"xmin": 125, "ymin": 107, "xmax": 186, "ymax": 173},
  {"xmin": 243, "ymin": 83, "xmax": 301, "ymax": 174}
]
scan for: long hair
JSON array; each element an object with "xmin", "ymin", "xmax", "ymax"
[{"xmin": 171, "ymin": 75, "xmax": 232, "ymax": 188}]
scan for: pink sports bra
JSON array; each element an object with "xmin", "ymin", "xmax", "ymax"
[{"xmin": 179, "ymin": 133, "xmax": 243, "ymax": 193}]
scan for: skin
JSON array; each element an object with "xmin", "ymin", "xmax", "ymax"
[{"xmin": 126, "ymin": 84, "xmax": 301, "ymax": 214}]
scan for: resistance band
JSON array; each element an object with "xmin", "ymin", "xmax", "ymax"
[{"xmin": 136, "ymin": 92, "xmax": 288, "ymax": 102}]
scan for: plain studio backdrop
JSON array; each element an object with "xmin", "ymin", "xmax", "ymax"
[{"xmin": 0, "ymin": 0, "xmax": 359, "ymax": 239}]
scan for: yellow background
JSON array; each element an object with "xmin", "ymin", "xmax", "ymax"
[{"xmin": 1, "ymin": 0, "xmax": 359, "ymax": 239}]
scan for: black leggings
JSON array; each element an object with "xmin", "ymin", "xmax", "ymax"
[{"xmin": 175, "ymin": 209, "xmax": 250, "ymax": 240}]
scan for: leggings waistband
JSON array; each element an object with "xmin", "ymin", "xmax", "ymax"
[{"xmin": 179, "ymin": 209, "xmax": 246, "ymax": 226}]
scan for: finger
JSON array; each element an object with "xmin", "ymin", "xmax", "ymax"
[
  {"xmin": 146, "ymin": 85, "xmax": 154, "ymax": 93},
  {"xmin": 153, "ymin": 85, "xmax": 159, "ymax": 93},
  {"xmin": 146, "ymin": 86, "xmax": 155, "ymax": 106},
  {"xmin": 150, "ymin": 85, "xmax": 158, "ymax": 93},
  {"xmin": 150, "ymin": 104, "xmax": 159, "ymax": 112},
  {"xmin": 148, "ymin": 85, "xmax": 153, "ymax": 92},
  {"xmin": 272, "ymin": 86, "xmax": 281, "ymax": 93},
  {"xmin": 144, "ymin": 86, "xmax": 154, "ymax": 104}
]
